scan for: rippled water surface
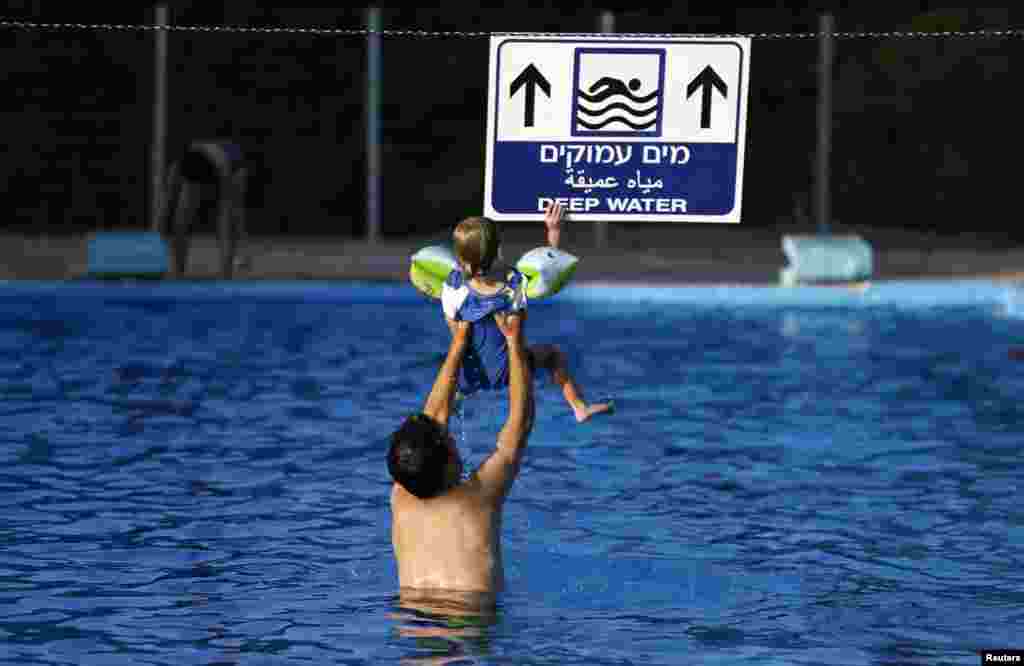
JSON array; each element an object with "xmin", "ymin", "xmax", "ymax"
[{"xmin": 1, "ymin": 283, "xmax": 1022, "ymax": 665}]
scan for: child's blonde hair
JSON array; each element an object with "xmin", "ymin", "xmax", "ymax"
[{"xmin": 452, "ymin": 216, "xmax": 501, "ymax": 277}]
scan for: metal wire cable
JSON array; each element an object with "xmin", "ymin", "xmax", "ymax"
[{"xmin": 0, "ymin": 20, "xmax": 1022, "ymax": 39}]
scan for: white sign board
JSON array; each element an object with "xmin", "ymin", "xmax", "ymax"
[{"xmin": 484, "ymin": 34, "xmax": 751, "ymax": 222}]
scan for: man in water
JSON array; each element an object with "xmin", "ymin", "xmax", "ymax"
[{"xmin": 387, "ymin": 310, "xmax": 534, "ymax": 595}]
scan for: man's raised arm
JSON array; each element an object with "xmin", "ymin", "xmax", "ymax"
[
  {"xmin": 476, "ymin": 312, "xmax": 534, "ymax": 503},
  {"xmin": 422, "ymin": 321, "xmax": 470, "ymax": 428}
]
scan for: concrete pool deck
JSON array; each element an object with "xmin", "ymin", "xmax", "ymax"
[{"xmin": 2, "ymin": 226, "xmax": 1023, "ymax": 285}]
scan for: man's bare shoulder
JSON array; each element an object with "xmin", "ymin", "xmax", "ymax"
[
  {"xmin": 390, "ymin": 478, "xmax": 493, "ymax": 510},
  {"xmin": 446, "ymin": 474, "xmax": 496, "ymax": 510},
  {"xmin": 467, "ymin": 451, "xmax": 520, "ymax": 506}
]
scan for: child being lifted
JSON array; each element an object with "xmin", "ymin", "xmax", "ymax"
[{"xmin": 441, "ymin": 202, "xmax": 613, "ymax": 423}]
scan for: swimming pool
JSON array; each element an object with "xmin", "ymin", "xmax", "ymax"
[{"xmin": 1, "ymin": 280, "xmax": 1021, "ymax": 665}]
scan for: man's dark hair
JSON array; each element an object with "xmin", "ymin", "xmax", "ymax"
[{"xmin": 387, "ymin": 414, "xmax": 451, "ymax": 499}]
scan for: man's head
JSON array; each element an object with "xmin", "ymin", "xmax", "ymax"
[
  {"xmin": 388, "ymin": 413, "xmax": 463, "ymax": 499},
  {"xmin": 453, "ymin": 217, "xmax": 502, "ymax": 277}
]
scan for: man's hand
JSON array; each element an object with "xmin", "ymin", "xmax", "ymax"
[
  {"xmin": 423, "ymin": 319, "xmax": 470, "ymax": 427},
  {"xmin": 476, "ymin": 308, "xmax": 533, "ymax": 506},
  {"xmin": 494, "ymin": 311, "xmax": 525, "ymax": 342},
  {"xmin": 543, "ymin": 201, "xmax": 564, "ymax": 249},
  {"xmin": 446, "ymin": 317, "xmax": 470, "ymax": 341}
]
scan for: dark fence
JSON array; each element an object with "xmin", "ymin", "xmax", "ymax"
[{"xmin": 1, "ymin": 6, "xmax": 1021, "ymax": 241}]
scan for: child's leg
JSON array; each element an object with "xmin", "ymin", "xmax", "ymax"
[{"xmin": 528, "ymin": 344, "xmax": 613, "ymax": 423}]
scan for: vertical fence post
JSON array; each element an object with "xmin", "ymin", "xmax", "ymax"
[
  {"xmin": 594, "ymin": 10, "xmax": 615, "ymax": 249},
  {"xmin": 366, "ymin": 7, "xmax": 382, "ymax": 243},
  {"xmin": 816, "ymin": 13, "xmax": 834, "ymax": 235},
  {"xmin": 150, "ymin": 3, "xmax": 169, "ymax": 231}
]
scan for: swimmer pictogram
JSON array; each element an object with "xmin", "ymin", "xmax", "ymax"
[
  {"xmin": 571, "ymin": 48, "xmax": 666, "ymax": 138},
  {"xmin": 576, "ymin": 77, "xmax": 658, "ymax": 130}
]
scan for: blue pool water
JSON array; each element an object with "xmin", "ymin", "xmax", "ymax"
[{"xmin": 1, "ymin": 281, "xmax": 1022, "ymax": 665}]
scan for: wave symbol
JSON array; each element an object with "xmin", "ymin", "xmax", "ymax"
[{"xmin": 575, "ymin": 76, "xmax": 659, "ymax": 132}]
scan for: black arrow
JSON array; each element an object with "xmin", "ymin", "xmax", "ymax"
[
  {"xmin": 510, "ymin": 63, "xmax": 551, "ymax": 128},
  {"xmin": 686, "ymin": 65, "xmax": 728, "ymax": 129}
]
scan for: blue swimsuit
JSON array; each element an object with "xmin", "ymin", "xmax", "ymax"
[{"xmin": 441, "ymin": 268, "xmax": 527, "ymax": 395}]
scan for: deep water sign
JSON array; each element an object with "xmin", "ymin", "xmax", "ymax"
[{"xmin": 484, "ymin": 34, "xmax": 751, "ymax": 223}]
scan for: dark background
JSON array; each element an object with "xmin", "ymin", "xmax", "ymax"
[{"xmin": 1, "ymin": 4, "xmax": 1021, "ymax": 241}]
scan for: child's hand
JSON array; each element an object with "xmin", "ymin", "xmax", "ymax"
[
  {"xmin": 543, "ymin": 201, "xmax": 564, "ymax": 248},
  {"xmin": 544, "ymin": 201, "xmax": 564, "ymax": 231}
]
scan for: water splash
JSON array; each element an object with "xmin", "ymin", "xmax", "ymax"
[{"xmin": 454, "ymin": 393, "xmax": 470, "ymax": 481}]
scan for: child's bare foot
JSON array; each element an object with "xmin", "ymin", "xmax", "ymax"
[{"xmin": 573, "ymin": 401, "xmax": 615, "ymax": 423}]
